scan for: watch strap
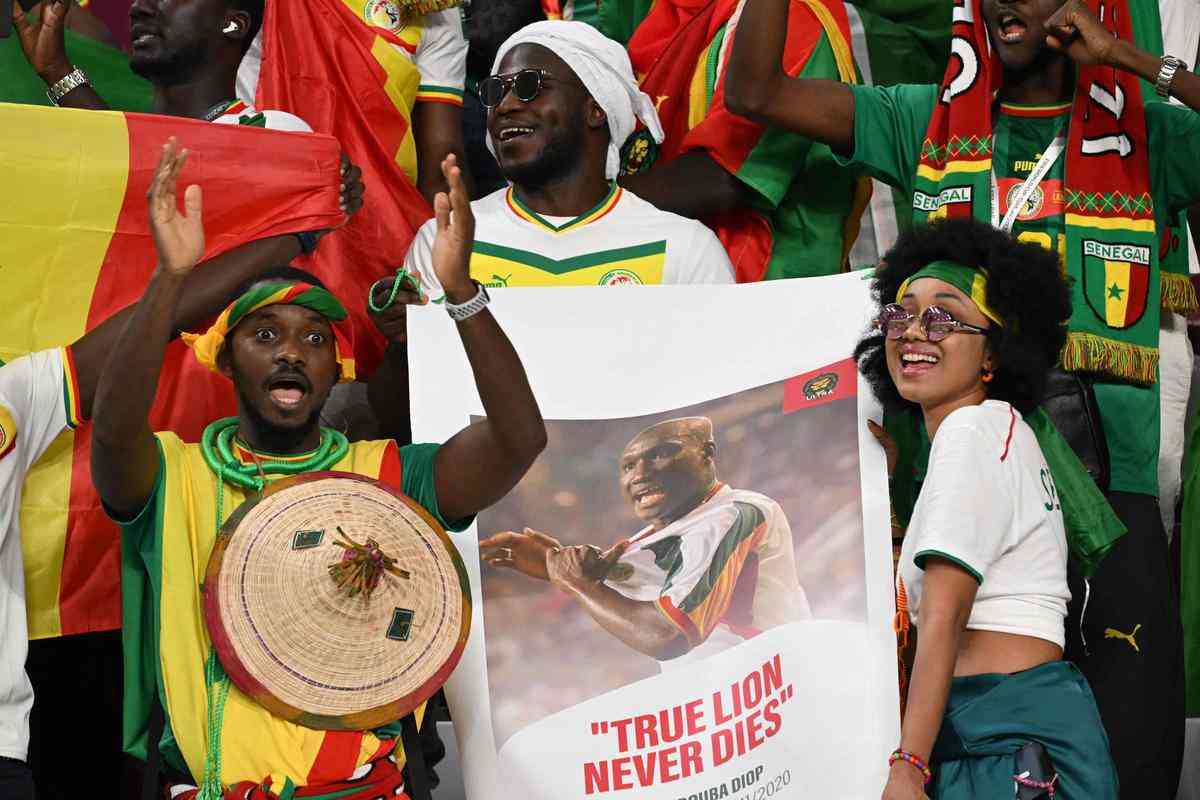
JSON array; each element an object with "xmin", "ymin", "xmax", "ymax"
[
  {"xmin": 46, "ymin": 67, "xmax": 90, "ymax": 105},
  {"xmin": 1156, "ymin": 55, "xmax": 1188, "ymax": 98},
  {"xmin": 444, "ymin": 280, "xmax": 490, "ymax": 322}
]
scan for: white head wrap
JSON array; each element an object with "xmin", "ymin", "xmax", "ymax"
[{"xmin": 488, "ymin": 20, "xmax": 666, "ymax": 180}]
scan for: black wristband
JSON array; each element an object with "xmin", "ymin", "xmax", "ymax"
[{"xmin": 294, "ymin": 231, "xmax": 320, "ymax": 255}]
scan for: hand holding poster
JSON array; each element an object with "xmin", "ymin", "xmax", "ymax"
[{"xmin": 409, "ymin": 275, "xmax": 898, "ymax": 799}]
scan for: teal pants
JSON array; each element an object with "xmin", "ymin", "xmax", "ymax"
[{"xmin": 930, "ymin": 661, "xmax": 1118, "ymax": 799}]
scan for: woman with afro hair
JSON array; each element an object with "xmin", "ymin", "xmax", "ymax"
[{"xmin": 859, "ymin": 218, "xmax": 1121, "ymax": 800}]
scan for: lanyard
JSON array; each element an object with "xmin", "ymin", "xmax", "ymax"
[{"xmin": 990, "ymin": 132, "xmax": 1067, "ymax": 233}]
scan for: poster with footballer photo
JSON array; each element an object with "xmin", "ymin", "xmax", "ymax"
[{"xmin": 409, "ymin": 275, "xmax": 898, "ymax": 799}]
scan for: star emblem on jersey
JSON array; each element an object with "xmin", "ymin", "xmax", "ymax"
[{"xmin": 1107, "ymin": 282, "xmax": 1124, "ymax": 300}]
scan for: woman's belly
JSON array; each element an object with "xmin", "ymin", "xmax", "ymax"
[{"xmin": 953, "ymin": 629, "xmax": 1063, "ymax": 677}]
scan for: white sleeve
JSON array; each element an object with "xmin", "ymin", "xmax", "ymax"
[
  {"xmin": 0, "ymin": 349, "xmax": 72, "ymax": 473},
  {"xmin": 402, "ymin": 219, "xmax": 443, "ymax": 297},
  {"xmin": 666, "ymin": 223, "xmax": 736, "ymax": 284},
  {"xmin": 905, "ymin": 421, "xmax": 1014, "ymax": 583},
  {"xmin": 412, "ymin": 9, "xmax": 467, "ymax": 103}
]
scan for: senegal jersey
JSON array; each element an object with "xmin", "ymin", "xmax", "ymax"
[
  {"xmin": 117, "ymin": 435, "xmax": 465, "ymax": 793},
  {"xmin": 603, "ymin": 484, "xmax": 811, "ymax": 669},
  {"xmin": 0, "ymin": 348, "xmax": 81, "ymax": 762},
  {"xmin": 841, "ymin": 83, "xmax": 1200, "ymax": 496},
  {"xmin": 403, "ymin": 183, "xmax": 735, "ymax": 295}
]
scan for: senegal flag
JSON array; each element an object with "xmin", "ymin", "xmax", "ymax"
[
  {"xmin": 247, "ymin": 0, "xmax": 438, "ymax": 373},
  {"xmin": 0, "ymin": 102, "xmax": 342, "ymax": 638}
]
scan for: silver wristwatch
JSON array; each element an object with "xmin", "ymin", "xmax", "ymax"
[
  {"xmin": 1155, "ymin": 54, "xmax": 1188, "ymax": 98},
  {"xmin": 444, "ymin": 280, "xmax": 490, "ymax": 322},
  {"xmin": 46, "ymin": 67, "xmax": 91, "ymax": 105}
]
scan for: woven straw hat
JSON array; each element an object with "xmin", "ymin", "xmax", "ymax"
[{"xmin": 204, "ymin": 471, "xmax": 471, "ymax": 731}]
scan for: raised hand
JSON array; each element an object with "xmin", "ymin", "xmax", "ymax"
[
  {"xmin": 479, "ymin": 528, "xmax": 563, "ymax": 581},
  {"xmin": 1045, "ymin": 0, "xmax": 1118, "ymax": 67},
  {"xmin": 429, "ymin": 153, "xmax": 476, "ymax": 302},
  {"xmin": 11, "ymin": 0, "xmax": 72, "ymax": 83},
  {"xmin": 147, "ymin": 138, "xmax": 205, "ymax": 277}
]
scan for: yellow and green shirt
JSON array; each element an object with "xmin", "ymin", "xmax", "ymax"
[
  {"xmin": 117, "ymin": 434, "xmax": 464, "ymax": 792},
  {"xmin": 402, "ymin": 183, "xmax": 735, "ymax": 294}
]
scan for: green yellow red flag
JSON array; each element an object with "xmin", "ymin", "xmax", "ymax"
[{"xmin": 0, "ymin": 102, "xmax": 342, "ymax": 638}]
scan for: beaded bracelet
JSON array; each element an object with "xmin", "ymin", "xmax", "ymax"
[{"xmin": 889, "ymin": 750, "xmax": 932, "ymax": 785}]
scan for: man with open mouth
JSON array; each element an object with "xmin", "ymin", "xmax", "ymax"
[
  {"xmin": 401, "ymin": 20, "xmax": 736, "ymax": 295},
  {"xmin": 89, "ymin": 142, "xmax": 546, "ymax": 799},
  {"xmin": 480, "ymin": 415, "xmax": 811, "ymax": 669},
  {"xmin": 727, "ymin": 0, "xmax": 1200, "ymax": 793}
]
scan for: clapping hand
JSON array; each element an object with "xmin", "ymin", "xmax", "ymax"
[
  {"xmin": 429, "ymin": 154, "xmax": 477, "ymax": 303},
  {"xmin": 147, "ymin": 138, "xmax": 205, "ymax": 277}
]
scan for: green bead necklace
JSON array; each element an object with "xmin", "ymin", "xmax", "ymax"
[{"xmin": 194, "ymin": 416, "xmax": 349, "ymax": 799}]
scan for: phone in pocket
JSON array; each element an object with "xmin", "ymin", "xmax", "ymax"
[{"xmin": 1013, "ymin": 741, "xmax": 1057, "ymax": 799}]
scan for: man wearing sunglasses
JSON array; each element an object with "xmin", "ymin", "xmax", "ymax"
[{"xmin": 400, "ymin": 20, "xmax": 735, "ymax": 295}]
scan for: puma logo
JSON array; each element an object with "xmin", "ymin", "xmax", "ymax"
[
  {"xmin": 1104, "ymin": 623, "xmax": 1142, "ymax": 652},
  {"xmin": 488, "ymin": 273, "xmax": 512, "ymax": 288},
  {"xmin": 655, "ymin": 94, "xmax": 670, "ymax": 112}
]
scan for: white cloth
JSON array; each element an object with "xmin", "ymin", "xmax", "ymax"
[
  {"xmin": 489, "ymin": 20, "xmax": 665, "ymax": 179},
  {"xmin": 0, "ymin": 349, "xmax": 73, "ymax": 762},
  {"xmin": 1160, "ymin": 312, "xmax": 1194, "ymax": 539},
  {"xmin": 604, "ymin": 484, "xmax": 811, "ymax": 669},
  {"xmin": 210, "ymin": 101, "xmax": 312, "ymax": 133},
  {"xmin": 403, "ymin": 185, "xmax": 735, "ymax": 292},
  {"xmin": 237, "ymin": 7, "xmax": 467, "ymax": 110},
  {"xmin": 898, "ymin": 401, "xmax": 1071, "ymax": 648}
]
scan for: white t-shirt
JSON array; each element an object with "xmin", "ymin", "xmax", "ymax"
[
  {"xmin": 403, "ymin": 185, "xmax": 736, "ymax": 295},
  {"xmin": 604, "ymin": 484, "xmax": 811, "ymax": 669},
  {"xmin": 237, "ymin": 7, "xmax": 467, "ymax": 109},
  {"xmin": 0, "ymin": 349, "xmax": 77, "ymax": 762},
  {"xmin": 898, "ymin": 400, "xmax": 1071, "ymax": 648}
]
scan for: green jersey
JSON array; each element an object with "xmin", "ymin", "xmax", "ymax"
[{"xmin": 842, "ymin": 82, "xmax": 1200, "ymax": 494}]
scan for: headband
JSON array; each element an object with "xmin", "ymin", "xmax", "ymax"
[
  {"xmin": 895, "ymin": 260, "xmax": 1003, "ymax": 328},
  {"xmin": 182, "ymin": 281, "xmax": 356, "ymax": 382}
]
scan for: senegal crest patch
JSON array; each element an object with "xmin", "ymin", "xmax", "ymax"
[
  {"xmin": 364, "ymin": 0, "xmax": 405, "ymax": 32},
  {"xmin": 1081, "ymin": 238, "xmax": 1150, "ymax": 329},
  {"xmin": 619, "ymin": 129, "xmax": 658, "ymax": 176},
  {"xmin": 0, "ymin": 405, "xmax": 15, "ymax": 461},
  {"xmin": 599, "ymin": 269, "xmax": 643, "ymax": 286}
]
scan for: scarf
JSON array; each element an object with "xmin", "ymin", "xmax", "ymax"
[
  {"xmin": 182, "ymin": 281, "xmax": 356, "ymax": 382},
  {"xmin": 916, "ymin": 0, "xmax": 1158, "ymax": 385}
]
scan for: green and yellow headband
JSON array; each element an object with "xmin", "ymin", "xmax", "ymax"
[
  {"xmin": 182, "ymin": 281, "xmax": 356, "ymax": 382},
  {"xmin": 895, "ymin": 260, "xmax": 1003, "ymax": 327}
]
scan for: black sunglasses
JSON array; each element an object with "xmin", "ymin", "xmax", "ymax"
[
  {"xmin": 479, "ymin": 68, "xmax": 580, "ymax": 108},
  {"xmin": 876, "ymin": 303, "xmax": 990, "ymax": 342}
]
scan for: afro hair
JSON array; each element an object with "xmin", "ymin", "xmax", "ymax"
[{"xmin": 854, "ymin": 217, "xmax": 1071, "ymax": 415}]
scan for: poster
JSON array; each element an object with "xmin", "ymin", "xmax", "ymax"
[{"xmin": 409, "ymin": 275, "xmax": 899, "ymax": 799}]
